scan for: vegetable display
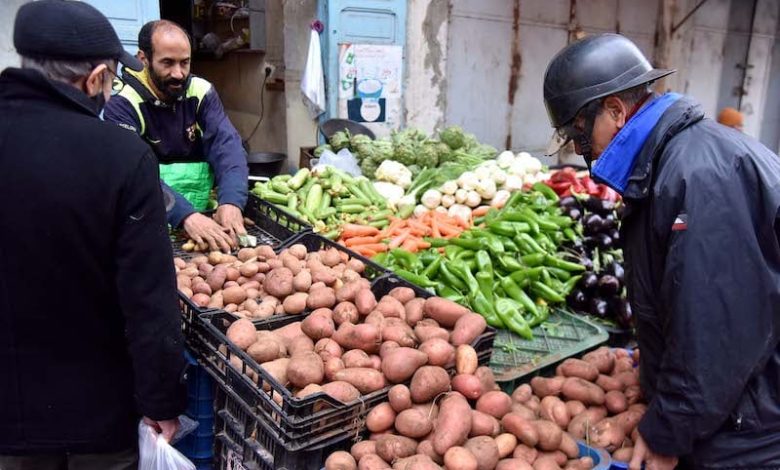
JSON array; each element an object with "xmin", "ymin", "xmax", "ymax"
[
  {"xmin": 375, "ymin": 185, "xmax": 585, "ymax": 340},
  {"xmin": 543, "ymin": 167, "xmax": 619, "ymax": 202}
]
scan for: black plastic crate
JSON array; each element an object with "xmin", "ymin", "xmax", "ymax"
[
  {"xmin": 213, "ymin": 385, "xmax": 355, "ymax": 470},
  {"xmin": 189, "ymin": 275, "xmax": 496, "ymax": 450}
]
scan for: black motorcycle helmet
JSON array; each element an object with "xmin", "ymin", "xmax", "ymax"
[{"xmin": 544, "ymin": 34, "xmax": 675, "ymax": 159}]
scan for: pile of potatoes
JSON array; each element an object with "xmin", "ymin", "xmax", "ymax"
[
  {"xmin": 321, "ymin": 347, "xmax": 643, "ymax": 470},
  {"xmin": 524, "ymin": 347, "xmax": 644, "ymax": 463},
  {"xmin": 175, "ymin": 243, "xmax": 373, "ymax": 319},
  {"xmin": 220, "ymin": 285, "xmax": 489, "ymax": 410}
]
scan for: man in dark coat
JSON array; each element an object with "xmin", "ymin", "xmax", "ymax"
[
  {"xmin": 545, "ymin": 34, "xmax": 780, "ymax": 469},
  {"xmin": 0, "ymin": 2, "xmax": 186, "ymax": 469}
]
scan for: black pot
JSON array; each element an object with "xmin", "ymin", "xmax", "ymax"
[
  {"xmin": 319, "ymin": 118, "xmax": 376, "ymax": 140},
  {"xmin": 247, "ymin": 152, "xmax": 285, "ymax": 177}
]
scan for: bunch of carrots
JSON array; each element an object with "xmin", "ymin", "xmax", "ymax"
[{"xmin": 338, "ymin": 210, "xmax": 474, "ymax": 258}]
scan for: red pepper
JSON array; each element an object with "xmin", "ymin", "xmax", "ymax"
[
  {"xmin": 582, "ymin": 176, "xmax": 600, "ymax": 196},
  {"xmin": 600, "ymin": 186, "xmax": 620, "ymax": 202}
]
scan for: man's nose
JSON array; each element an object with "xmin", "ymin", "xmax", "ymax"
[{"xmin": 170, "ymin": 67, "xmax": 184, "ymax": 80}]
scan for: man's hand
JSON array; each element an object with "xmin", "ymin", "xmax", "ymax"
[
  {"xmin": 214, "ymin": 204, "xmax": 247, "ymax": 244},
  {"xmin": 630, "ymin": 433, "xmax": 679, "ymax": 470},
  {"xmin": 182, "ymin": 212, "xmax": 234, "ymax": 253},
  {"xmin": 143, "ymin": 416, "xmax": 180, "ymax": 443}
]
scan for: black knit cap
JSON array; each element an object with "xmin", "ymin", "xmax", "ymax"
[{"xmin": 13, "ymin": 0, "xmax": 143, "ymax": 72}]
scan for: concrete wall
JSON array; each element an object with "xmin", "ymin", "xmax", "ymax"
[{"xmin": 0, "ymin": 0, "xmax": 28, "ymax": 71}]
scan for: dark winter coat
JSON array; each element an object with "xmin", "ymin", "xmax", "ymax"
[
  {"xmin": 617, "ymin": 95, "xmax": 780, "ymax": 467},
  {"xmin": 0, "ymin": 68, "xmax": 186, "ymax": 454}
]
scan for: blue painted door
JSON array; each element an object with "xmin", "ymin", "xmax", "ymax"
[
  {"xmin": 319, "ymin": 0, "xmax": 406, "ymax": 119},
  {"xmin": 83, "ymin": 0, "xmax": 160, "ymax": 55}
]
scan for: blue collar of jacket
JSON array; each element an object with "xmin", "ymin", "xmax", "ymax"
[{"xmin": 591, "ymin": 92, "xmax": 682, "ymax": 195}]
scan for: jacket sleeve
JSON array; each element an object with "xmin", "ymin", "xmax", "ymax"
[
  {"xmin": 114, "ymin": 150, "xmax": 187, "ymax": 420},
  {"xmin": 103, "ymin": 95, "xmax": 196, "ymax": 227},
  {"xmin": 199, "ymin": 88, "xmax": 249, "ymax": 210},
  {"xmin": 639, "ymin": 155, "xmax": 780, "ymax": 456}
]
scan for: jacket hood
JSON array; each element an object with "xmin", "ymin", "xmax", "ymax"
[{"xmin": 623, "ymin": 95, "xmax": 704, "ymax": 200}]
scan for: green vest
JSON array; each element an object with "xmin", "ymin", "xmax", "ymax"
[{"xmin": 117, "ymin": 76, "xmax": 215, "ymax": 210}]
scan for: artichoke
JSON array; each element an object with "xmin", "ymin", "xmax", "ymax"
[
  {"xmin": 313, "ymin": 144, "xmax": 333, "ymax": 158},
  {"xmin": 350, "ymin": 133, "xmax": 373, "ymax": 149},
  {"xmin": 329, "ymin": 130, "xmax": 351, "ymax": 151},
  {"xmin": 374, "ymin": 140, "xmax": 394, "ymax": 160},
  {"xmin": 439, "ymin": 125, "xmax": 467, "ymax": 150},
  {"xmin": 360, "ymin": 158, "xmax": 380, "ymax": 179},
  {"xmin": 416, "ymin": 141, "xmax": 441, "ymax": 168}
]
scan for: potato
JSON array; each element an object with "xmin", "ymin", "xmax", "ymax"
[
  {"xmin": 410, "ymin": 366, "xmax": 450, "ymax": 403},
  {"xmin": 307, "ymin": 287, "xmax": 337, "ymax": 310},
  {"xmin": 388, "ymin": 385, "xmax": 412, "ymax": 413},
  {"xmin": 417, "ymin": 440, "xmax": 443, "ymax": 465},
  {"xmin": 356, "ymin": 289, "xmax": 378, "ymax": 315},
  {"xmin": 492, "ymin": 433, "xmax": 517, "ymax": 459},
  {"xmin": 295, "ymin": 383, "xmax": 323, "ymax": 398},
  {"xmin": 561, "ymin": 377, "xmax": 605, "ymax": 406},
  {"xmin": 511, "ymin": 403, "xmax": 538, "ymax": 421},
  {"xmin": 451, "ymin": 313, "xmax": 487, "ymax": 346},
  {"xmin": 364, "ymin": 311, "xmax": 385, "ymax": 329},
  {"xmin": 324, "ymin": 358, "xmax": 345, "ymax": 381},
  {"xmin": 476, "ymin": 391, "xmax": 513, "ymax": 419},
  {"xmin": 512, "ymin": 383, "xmax": 533, "ymax": 403},
  {"xmin": 283, "ymin": 292, "xmax": 309, "ymax": 315},
  {"xmin": 325, "ymin": 451, "xmax": 357, "ymax": 470},
  {"xmin": 470, "ymin": 410, "xmax": 500, "ymax": 437},
  {"xmin": 451, "ymin": 374, "xmax": 483, "ymax": 400},
  {"xmin": 613, "ymin": 371, "xmax": 639, "ymax": 388},
  {"xmin": 334, "ymin": 301, "xmax": 360, "ymax": 325},
  {"xmin": 260, "ymin": 358, "xmax": 290, "ymax": 390},
  {"xmin": 332, "ymin": 322, "xmax": 380, "ymax": 352},
  {"xmin": 589, "ymin": 417, "xmax": 626, "ymax": 452},
  {"xmin": 534, "ymin": 420, "xmax": 563, "ymax": 451},
  {"xmin": 567, "ymin": 407, "xmax": 608, "ymax": 439},
  {"xmin": 192, "ymin": 281, "xmax": 212, "ymax": 296},
  {"xmin": 289, "ymin": 269, "xmax": 311, "ymax": 292},
  {"xmin": 190, "ymin": 293, "xmax": 210, "ymax": 307},
  {"xmin": 358, "ymin": 454, "xmax": 391, "ymax": 470},
  {"xmin": 319, "ymin": 247, "xmax": 342, "ymax": 267},
  {"xmin": 537, "ymin": 451, "xmax": 566, "ymax": 466},
  {"xmin": 321, "ymin": 380, "xmax": 361, "ymax": 403},
  {"xmin": 341, "ymin": 349, "xmax": 372, "ymax": 369},
  {"xmin": 424, "ymin": 297, "xmax": 471, "ymax": 327},
  {"xmin": 605, "ymin": 390, "xmax": 628, "ymax": 414},
  {"xmin": 225, "ymin": 267, "xmax": 241, "ymax": 282},
  {"xmin": 302, "ymin": 310, "xmax": 336, "ymax": 340},
  {"xmin": 454, "ymin": 344, "xmax": 479, "ymax": 375},
  {"xmin": 366, "ymin": 403, "xmax": 396, "ymax": 433},
  {"xmin": 530, "ymin": 376, "xmax": 565, "ymax": 398},
  {"xmin": 265, "ymin": 267, "xmax": 294, "ymax": 297},
  {"xmin": 346, "ymin": 258, "xmax": 365, "ymax": 273},
  {"xmin": 433, "ymin": 392, "xmax": 472, "ymax": 455},
  {"xmin": 392, "ymin": 455, "xmax": 441, "ymax": 470},
  {"xmin": 315, "ymin": 338, "xmax": 343, "ymax": 361},
  {"xmin": 247, "ymin": 340, "xmax": 281, "ymax": 363},
  {"xmin": 287, "ymin": 334, "xmax": 315, "ymax": 356},
  {"xmin": 624, "ymin": 385, "xmax": 642, "ymax": 405},
  {"xmin": 395, "ymin": 408, "xmax": 433, "ymax": 438},
  {"xmin": 385, "ymin": 287, "xmax": 415, "ymax": 305},
  {"xmin": 595, "ymin": 374, "xmax": 624, "ymax": 392},
  {"xmin": 612, "ymin": 447, "xmax": 633, "ymax": 461},
  {"xmin": 415, "ymin": 324, "xmax": 450, "ymax": 343},
  {"xmin": 207, "ymin": 291, "xmax": 224, "ymax": 309},
  {"xmin": 376, "ymin": 296, "xmax": 406, "ymax": 319},
  {"xmin": 351, "ymin": 441, "xmax": 377, "ymax": 462},
  {"xmin": 564, "ymin": 401, "xmax": 586, "ymax": 418},
  {"xmin": 286, "ymin": 351, "xmax": 324, "ymax": 388},
  {"xmin": 513, "ymin": 443, "xmax": 538, "ymax": 463},
  {"xmin": 226, "ymin": 318, "xmax": 257, "ymax": 350},
  {"xmin": 381, "ymin": 319, "xmax": 418, "ymax": 348},
  {"xmin": 400, "ymin": 299, "xmax": 423, "ymax": 328},
  {"xmin": 532, "ymin": 456, "xmax": 562, "ymax": 470},
  {"xmin": 336, "ymin": 281, "xmax": 363, "ymax": 303},
  {"xmin": 475, "ymin": 366, "xmax": 498, "ymax": 394},
  {"xmin": 613, "ymin": 357, "xmax": 634, "ymax": 374},
  {"xmin": 501, "ymin": 413, "xmax": 538, "ymax": 447},
  {"xmin": 375, "ymin": 435, "xmax": 417, "ymax": 463},
  {"xmin": 558, "ymin": 432, "xmax": 579, "ymax": 459},
  {"xmin": 444, "ymin": 447, "xmax": 478, "ymax": 470},
  {"xmin": 582, "ymin": 347, "xmax": 615, "ymax": 374},
  {"xmin": 378, "ymin": 341, "xmax": 400, "ymax": 359},
  {"xmin": 417, "ymin": 338, "xmax": 454, "ymax": 368},
  {"xmin": 464, "ymin": 436, "xmax": 500, "ymax": 470},
  {"xmin": 206, "ymin": 265, "xmax": 227, "ymax": 292},
  {"xmin": 496, "ymin": 459, "xmax": 534, "ymax": 470},
  {"xmin": 556, "ymin": 359, "xmax": 599, "ymax": 382},
  {"xmin": 333, "ymin": 368, "xmax": 387, "ymax": 394},
  {"xmin": 382, "ymin": 347, "xmax": 428, "ymax": 384},
  {"xmin": 312, "ymin": 267, "xmax": 338, "ymax": 286},
  {"xmin": 540, "ymin": 396, "xmax": 570, "ymax": 428}
]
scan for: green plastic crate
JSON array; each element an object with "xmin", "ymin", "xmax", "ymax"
[{"xmin": 489, "ymin": 308, "xmax": 608, "ymax": 393}]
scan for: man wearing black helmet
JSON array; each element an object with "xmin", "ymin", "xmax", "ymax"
[{"xmin": 545, "ymin": 34, "xmax": 780, "ymax": 469}]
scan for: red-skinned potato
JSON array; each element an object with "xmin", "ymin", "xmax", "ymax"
[
  {"xmin": 470, "ymin": 410, "xmax": 501, "ymax": 437},
  {"xmin": 410, "ymin": 366, "xmax": 450, "ymax": 403},
  {"xmin": 324, "ymin": 451, "xmax": 357, "ymax": 470},
  {"xmin": 394, "ymin": 408, "xmax": 433, "ymax": 439},
  {"xmin": 433, "ymin": 392, "xmax": 472, "ymax": 455},
  {"xmin": 494, "ymin": 433, "xmax": 517, "ymax": 459},
  {"xmin": 556, "ymin": 358, "xmax": 599, "ymax": 382},
  {"xmin": 444, "ymin": 446, "xmax": 478, "ymax": 470},
  {"xmin": 450, "ymin": 313, "xmax": 487, "ymax": 346},
  {"xmin": 226, "ymin": 318, "xmax": 256, "ymax": 350},
  {"xmin": 333, "ymin": 368, "xmax": 386, "ymax": 394},
  {"xmin": 424, "ymin": 297, "xmax": 471, "ymax": 327},
  {"xmin": 464, "ymin": 436, "xmax": 500, "ymax": 470},
  {"xmin": 496, "ymin": 458, "xmax": 534, "ymax": 470},
  {"xmin": 501, "ymin": 413, "xmax": 538, "ymax": 447},
  {"xmin": 321, "ymin": 380, "xmax": 361, "ymax": 403},
  {"xmin": 456, "ymin": 345, "xmax": 479, "ymax": 375},
  {"xmin": 366, "ymin": 403, "xmax": 396, "ymax": 433},
  {"xmin": 404, "ymin": 298, "xmax": 425, "ymax": 326},
  {"xmin": 452, "ymin": 374, "xmax": 483, "ymax": 400},
  {"xmin": 512, "ymin": 384, "xmax": 533, "ymax": 403},
  {"xmin": 475, "ymin": 366, "xmax": 499, "ymax": 394},
  {"xmin": 417, "ymin": 440, "xmax": 443, "ymax": 465},
  {"xmin": 419, "ymin": 338, "xmax": 456, "ymax": 367},
  {"xmin": 374, "ymin": 435, "xmax": 417, "ymax": 463},
  {"xmin": 476, "ymin": 391, "xmax": 513, "ymax": 419},
  {"xmin": 358, "ymin": 454, "xmax": 390, "ymax": 470},
  {"xmin": 388, "ymin": 385, "xmax": 412, "ymax": 413},
  {"xmin": 350, "ymin": 441, "xmax": 376, "ymax": 462},
  {"xmin": 381, "ymin": 347, "xmax": 428, "ymax": 384}
]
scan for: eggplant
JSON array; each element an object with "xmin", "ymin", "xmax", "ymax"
[
  {"xmin": 597, "ymin": 274, "xmax": 620, "ymax": 296},
  {"xmin": 589, "ymin": 297, "xmax": 609, "ymax": 318},
  {"xmin": 584, "ymin": 214, "xmax": 603, "ymax": 234},
  {"xmin": 596, "ymin": 233, "xmax": 613, "ymax": 249},
  {"xmin": 567, "ymin": 289, "xmax": 588, "ymax": 310},
  {"xmin": 609, "ymin": 229, "xmax": 621, "ymax": 245},
  {"xmin": 579, "ymin": 256, "xmax": 594, "ymax": 272},
  {"xmin": 567, "ymin": 207, "xmax": 582, "ymax": 221},
  {"xmin": 582, "ymin": 236, "xmax": 598, "ymax": 249},
  {"xmin": 612, "ymin": 297, "xmax": 633, "ymax": 328},
  {"xmin": 607, "ymin": 261, "xmax": 625, "ymax": 283},
  {"xmin": 580, "ymin": 271, "xmax": 599, "ymax": 291},
  {"xmin": 559, "ymin": 196, "xmax": 579, "ymax": 210},
  {"xmin": 602, "ymin": 214, "xmax": 616, "ymax": 231}
]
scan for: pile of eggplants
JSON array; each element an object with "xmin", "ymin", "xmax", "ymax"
[{"xmin": 559, "ymin": 195, "xmax": 633, "ymax": 329}]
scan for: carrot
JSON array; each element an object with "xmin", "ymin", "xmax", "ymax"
[
  {"xmin": 407, "ymin": 219, "xmax": 430, "ymax": 234},
  {"xmin": 344, "ymin": 234, "xmax": 383, "ymax": 246},
  {"xmin": 401, "ymin": 239, "xmax": 419, "ymax": 252},
  {"xmin": 415, "ymin": 240, "xmax": 431, "ymax": 250},
  {"xmin": 352, "ymin": 247, "xmax": 378, "ymax": 257},
  {"xmin": 472, "ymin": 205, "xmax": 491, "ymax": 217},
  {"xmin": 341, "ymin": 224, "xmax": 379, "ymax": 238},
  {"xmin": 431, "ymin": 217, "xmax": 441, "ymax": 239},
  {"xmin": 389, "ymin": 229, "xmax": 412, "ymax": 249},
  {"xmin": 355, "ymin": 243, "xmax": 388, "ymax": 253}
]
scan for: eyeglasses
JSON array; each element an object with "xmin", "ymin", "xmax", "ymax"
[
  {"xmin": 105, "ymin": 67, "xmax": 125, "ymax": 96},
  {"xmin": 556, "ymin": 99, "xmax": 604, "ymax": 143}
]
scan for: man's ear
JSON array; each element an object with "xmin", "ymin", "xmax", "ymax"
[
  {"xmin": 84, "ymin": 63, "xmax": 108, "ymax": 97},
  {"xmin": 137, "ymin": 50, "xmax": 149, "ymax": 67},
  {"xmin": 603, "ymin": 96, "xmax": 628, "ymax": 129}
]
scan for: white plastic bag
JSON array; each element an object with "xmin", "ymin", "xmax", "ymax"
[
  {"xmin": 138, "ymin": 420, "xmax": 196, "ymax": 470},
  {"xmin": 314, "ymin": 148, "xmax": 362, "ymax": 176},
  {"xmin": 301, "ymin": 28, "xmax": 326, "ymax": 119}
]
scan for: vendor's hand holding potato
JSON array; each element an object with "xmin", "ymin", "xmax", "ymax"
[
  {"xmin": 629, "ymin": 433, "xmax": 678, "ymax": 470},
  {"xmin": 214, "ymin": 203, "xmax": 247, "ymax": 244},
  {"xmin": 183, "ymin": 212, "xmax": 234, "ymax": 253}
]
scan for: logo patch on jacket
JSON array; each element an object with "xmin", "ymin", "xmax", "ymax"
[{"xmin": 672, "ymin": 213, "xmax": 688, "ymax": 231}]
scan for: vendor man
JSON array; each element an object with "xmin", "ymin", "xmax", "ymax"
[{"xmin": 104, "ymin": 20, "xmax": 248, "ymax": 252}]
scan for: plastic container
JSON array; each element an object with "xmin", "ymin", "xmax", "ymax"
[
  {"xmin": 175, "ymin": 351, "xmax": 216, "ymax": 465},
  {"xmin": 189, "ymin": 275, "xmax": 495, "ymax": 450},
  {"xmin": 489, "ymin": 307, "xmax": 608, "ymax": 393},
  {"xmin": 578, "ymin": 441, "xmax": 612, "ymax": 469},
  {"xmin": 213, "ymin": 385, "xmax": 354, "ymax": 470}
]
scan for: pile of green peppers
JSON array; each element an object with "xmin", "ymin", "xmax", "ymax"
[{"xmin": 375, "ymin": 185, "xmax": 584, "ymax": 340}]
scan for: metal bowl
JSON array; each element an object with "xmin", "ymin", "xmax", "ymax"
[
  {"xmin": 319, "ymin": 118, "xmax": 376, "ymax": 140},
  {"xmin": 247, "ymin": 152, "xmax": 286, "ymax": 177}
]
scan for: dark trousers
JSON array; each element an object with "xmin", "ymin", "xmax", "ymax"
[{"xmin": 0, "ymin": 448, "xmax": 138, "ymax": 470}]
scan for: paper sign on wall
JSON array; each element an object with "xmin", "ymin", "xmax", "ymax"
[{"xmin": 338, "ymin": 44, "xmax": 403, "ymax": 137}]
